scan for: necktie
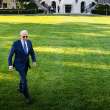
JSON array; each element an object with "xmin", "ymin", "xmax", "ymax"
[{"xmin": 23, "ymin": 40, "xmax": 27, "ymax": 54}]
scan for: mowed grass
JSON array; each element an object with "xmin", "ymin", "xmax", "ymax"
[{"xmin": 0, "ymin": 16, "xmax": 110, "ymax": 110}]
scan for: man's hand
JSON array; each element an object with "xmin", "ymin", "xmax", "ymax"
[
  {"xmin": 9, "ymin": 66, "xmax": 14, "ymax": 71},
  {"xmin": 32, "ymin": 62, "xmax": 36, "ymax": 67}
]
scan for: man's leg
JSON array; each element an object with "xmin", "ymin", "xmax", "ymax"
[
  {"xmin": 18, "ymin": 68, "xmax": 28, "ymax": 93},
  {"xmin": 19, "ymin": 70, "xmax": 30, "ymax": 99},
  {"xmin": 18, "ymin": 80, "xmax": 22, "ymax": 93}
]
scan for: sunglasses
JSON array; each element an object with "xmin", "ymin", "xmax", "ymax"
[{"xmin": 23, "ymin": 36, "xmax": 28, "ymax": 38}]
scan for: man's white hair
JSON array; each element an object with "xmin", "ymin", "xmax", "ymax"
[{"xmin": 20, "ymin": 30, "xmax": 28, "ymax": 36}]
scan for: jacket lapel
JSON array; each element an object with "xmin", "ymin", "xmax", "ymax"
[
  {"xmin": 18, "ymin": 40, "xmax": 25, "ymax": 54},
  {"xmin": 27, "ymin": 40, "xmax": 31, "ymax": 53},
  {"xmin": 18, "ymin": 40, "xmax": 30, "ymax": 55}
]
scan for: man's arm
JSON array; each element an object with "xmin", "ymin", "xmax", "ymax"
[
  {"xmin": 8, "ymin": 42, "xmax": 15, "ymax": 70},
  {"xmin": 30, "ymin": 41, "xmax": 36, "ymax": 64}
]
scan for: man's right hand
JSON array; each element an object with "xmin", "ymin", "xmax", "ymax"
[{"xmin": 9, "ymin": 66, "xmax": 14, "ymax": 71}]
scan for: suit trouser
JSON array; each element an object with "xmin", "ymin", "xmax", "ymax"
[{"xmin": 18, "ymin": 68, "xmax": 29, "ymax": 98}]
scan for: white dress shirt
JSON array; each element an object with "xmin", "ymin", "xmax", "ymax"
[{"xmin": 21, "ymin": 39, "xmax": 28, "ymax": 53}]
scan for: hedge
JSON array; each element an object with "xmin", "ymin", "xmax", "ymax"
[{"xmin": 92, "ymin": 4, "xmax": 110, "ymax": 15}]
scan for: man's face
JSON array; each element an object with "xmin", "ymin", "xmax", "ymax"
[{"xmin": 21, "ymin": 33, "xmax": 28, "ymax": 40}]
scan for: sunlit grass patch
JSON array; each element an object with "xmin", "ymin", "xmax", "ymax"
[
  {"xmin": 62, "ymin": 61, "xmax": 110, "ymax": 70},
  {"xmin": 0, "ymin": 16, "xmax": 109, "ymax": 24},
  {"xmin": 35, "ymin": 46, "xmax": 110, "ymax": 55},
  {"xmin": 0, "ymin": 72, "xmax": 16, "ymax": 80}
]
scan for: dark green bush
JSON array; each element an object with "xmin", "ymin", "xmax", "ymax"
[
  {"xmin": 0, "ymin": 9, "xmax": 38, "ymax": 14},
  {"xmin": 92, "ymin": 4, "xmax": 110, "ymax": 15}
]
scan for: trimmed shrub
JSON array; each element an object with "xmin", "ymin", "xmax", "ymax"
[
  {"xmin": 92, "ymin": 4, "xmax": 110, "ymax": 15},
  {"xmin": 0, "ymin": 9, "xmax": 38, "ymax": 14}
]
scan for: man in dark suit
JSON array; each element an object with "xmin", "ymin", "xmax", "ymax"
[{"xmin": 8, "ymin": 30, "xmax": 36, "ymax": 104}]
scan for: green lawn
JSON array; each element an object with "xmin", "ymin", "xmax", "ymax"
[{"xmin": 0, "ymin": 16, "xmax": 110, "ymax": 110}]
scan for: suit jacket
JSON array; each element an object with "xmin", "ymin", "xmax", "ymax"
[{"xmin": 8, "ymin": 40, "xmax": 36, "ymax": 72}]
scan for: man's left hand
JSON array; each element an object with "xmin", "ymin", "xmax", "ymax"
[{"xmin": 32, "ymin": 62, "xmax": 36, "ymax": 67}]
